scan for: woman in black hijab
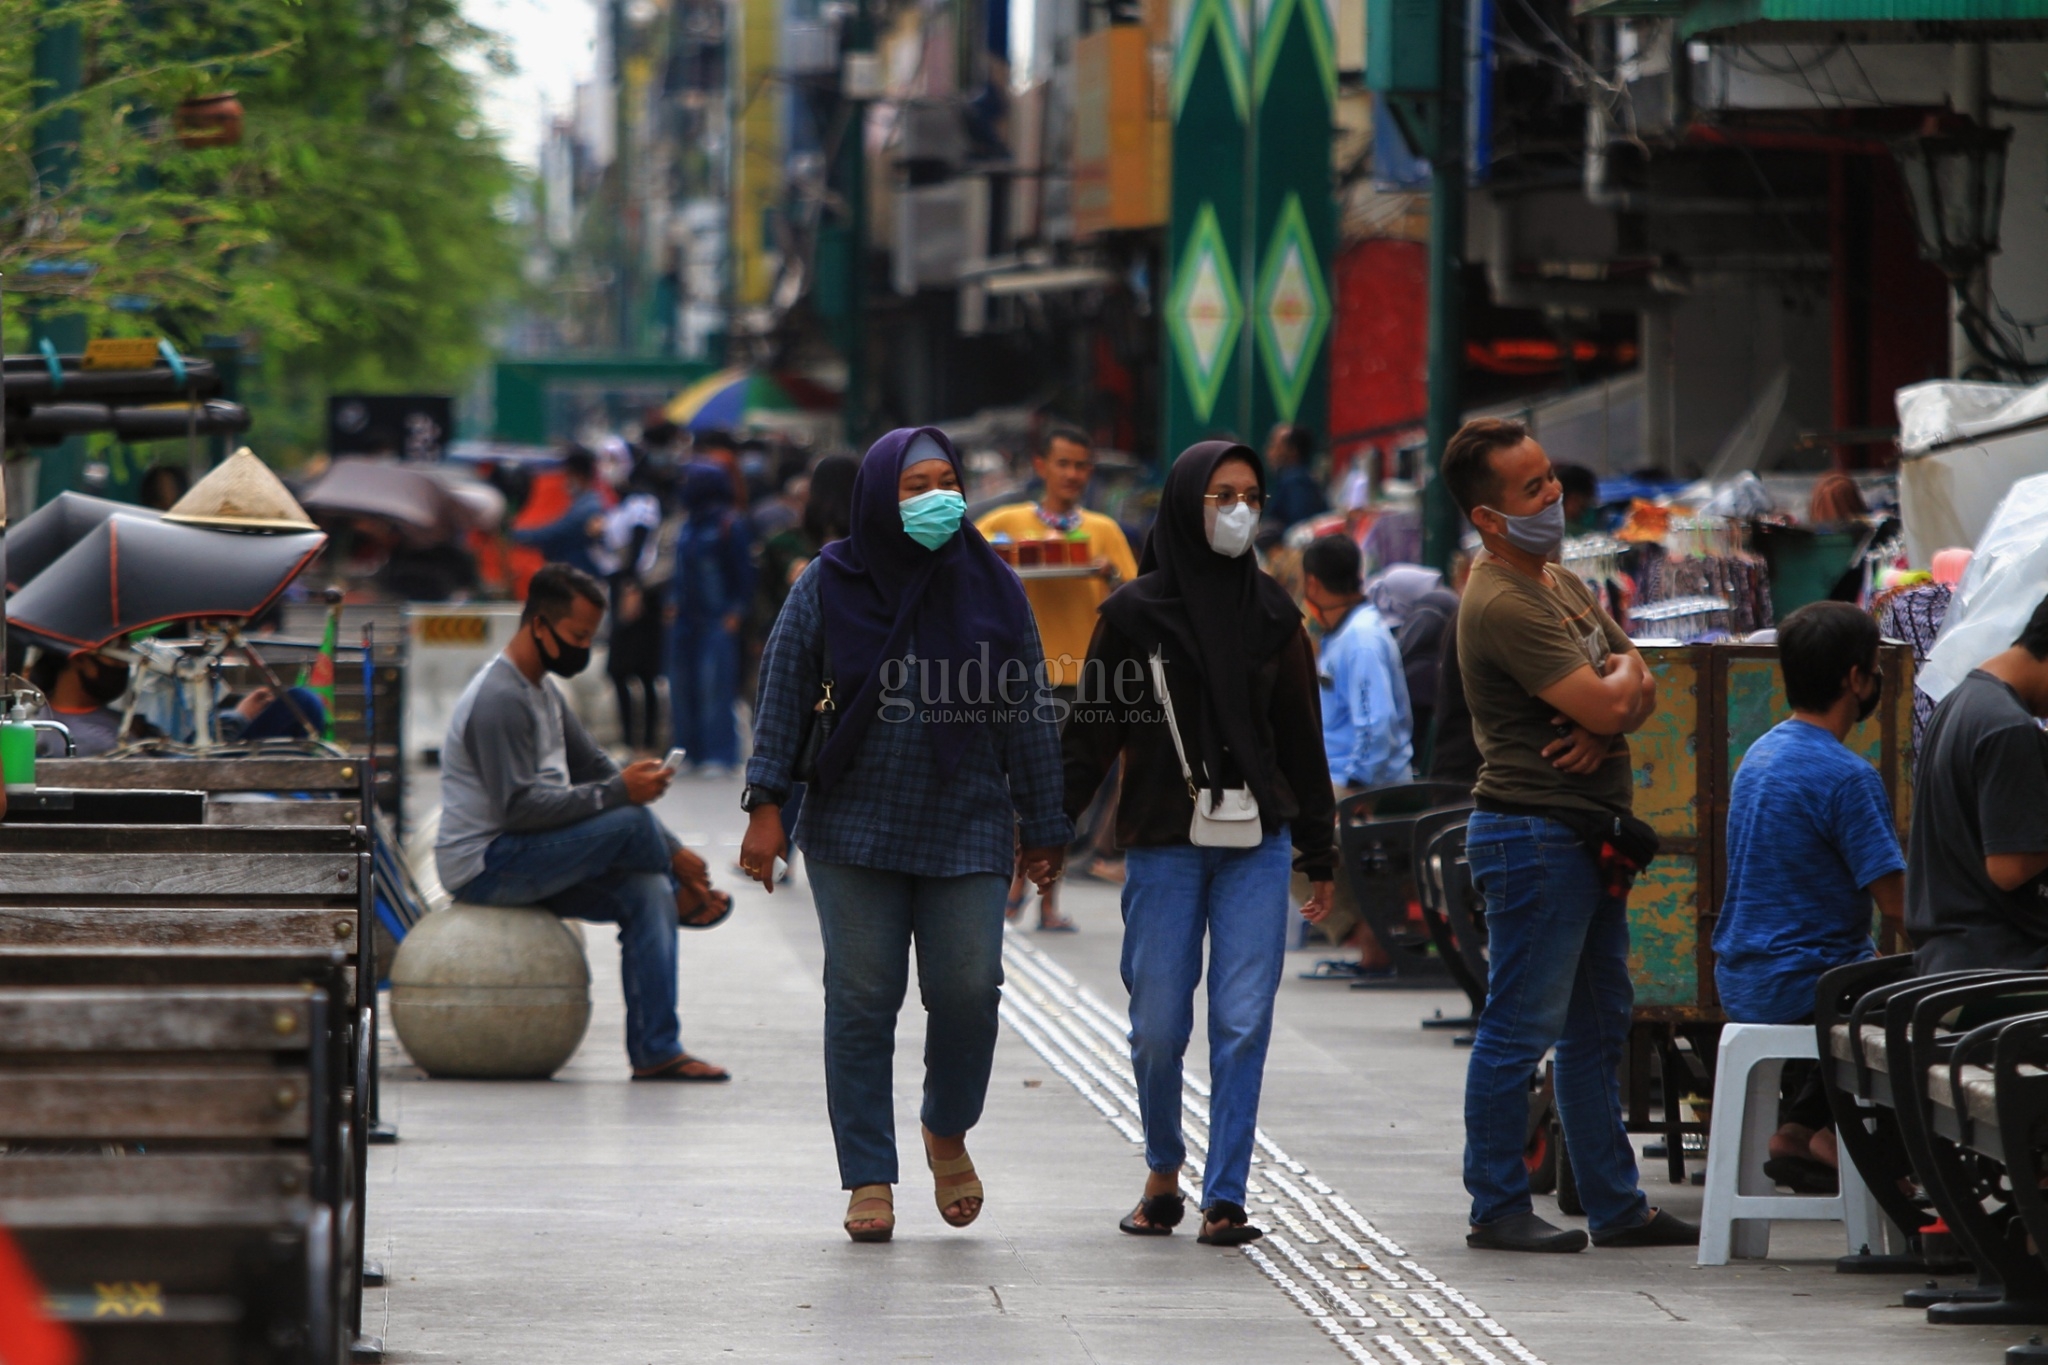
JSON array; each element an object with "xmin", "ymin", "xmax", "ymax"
[{"xmin": 1062, "ymin": 440, "xmax": 1337, "ymax": 1246}]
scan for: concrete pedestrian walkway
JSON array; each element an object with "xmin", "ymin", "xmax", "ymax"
[{"xmin": 367, "ymin": 775, "xmax": 2018, "ymax": 1364}]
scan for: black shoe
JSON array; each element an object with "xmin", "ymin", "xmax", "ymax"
[
  {"xmin": 1592, "ymin": 1208, "xmax": 1700, "ymax": 1248},
  {"xmin": 1466, "ymin": 1212, "xmax": 1588, "ymax": 1253}
]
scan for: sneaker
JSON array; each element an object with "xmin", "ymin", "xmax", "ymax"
[
  {"xmin": 1466, "ymin": 1212, "xmax": 1588, "ymax": 1253},
  {"xmin": 1591, "ymin": 1208, "xmax": 1700, "ymax": 1248}
]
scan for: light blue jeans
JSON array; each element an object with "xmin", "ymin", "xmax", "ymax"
[
  {"xmin": 1121, "ymin": 832, "xmax": 1292, "ymax": 1208},
  {"xmin": 807, "ymin": 860, "xmax": 1009, "ymax": 1190},
  {"xmin": 1461, "ymin": 811, "xmax": 1647, "ymax": 1234},
  {"xmin": 456, "ymin": 805, "xmax": 683, "ymax": 1071}
]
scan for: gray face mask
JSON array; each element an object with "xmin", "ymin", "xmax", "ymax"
[{"xmin": 1481, "ymin": 497, "xmax": 1566, "ymax": 558}]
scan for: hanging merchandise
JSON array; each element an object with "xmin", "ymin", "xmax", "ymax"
[{"xmin": 1628, "ymin": 595, "xmax": 1734, "ymax": 643}]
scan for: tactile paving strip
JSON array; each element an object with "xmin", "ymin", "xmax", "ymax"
[{"xmin": 999, "ymin": 929, "xmax": 1549, "ymax": 1365}]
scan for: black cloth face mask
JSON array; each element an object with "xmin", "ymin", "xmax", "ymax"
[{"xmin": 535, "ymin": 618, "xmax": 592, "ymax": 678}]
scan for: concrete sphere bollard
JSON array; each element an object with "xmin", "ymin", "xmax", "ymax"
[{"xmin": 389, "ymin": 903, "xmax": 592, "ymax": 1080}]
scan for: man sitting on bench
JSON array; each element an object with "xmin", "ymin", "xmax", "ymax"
[
  {"xmin": 1715, "ymin": 602, "xmax": 1903, "ymax": 1189},
  {"xmin": 436, "ymin": 563, "xmax": 731, "ymax": 1082},
  {"xmin": 1908, "ymin": 589, "xmax": 2048, "ymax": 975}
]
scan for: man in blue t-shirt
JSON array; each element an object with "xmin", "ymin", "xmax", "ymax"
[{"xmin": 1717, "ymin": 601, "xmax": 1904, "ymax": 1180}]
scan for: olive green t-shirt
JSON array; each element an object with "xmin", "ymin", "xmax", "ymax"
[{"xmin": 1458, "ymin": 557, "xmax": 1635, "ymax": 817}]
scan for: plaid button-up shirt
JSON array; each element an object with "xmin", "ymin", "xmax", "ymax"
[{"xmin": 746, "ymin": 563, "xmax": 1072, "ymax": 878}]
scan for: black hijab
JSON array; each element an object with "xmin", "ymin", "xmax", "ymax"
[
  {"xmin": 1099, "ymin": 440, "xmax": 1302, "ymax": 807},
  {"xmin": 813, "ymin": 427, "xmax": 1038, "ymax": 792}
]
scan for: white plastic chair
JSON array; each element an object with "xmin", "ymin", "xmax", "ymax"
[{"xmin": 1698, "ymin": 1022, "xmax": 1885, "ymax": 1265}]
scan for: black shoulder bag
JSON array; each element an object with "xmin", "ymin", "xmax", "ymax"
[{"xmin": 792, "ymin": 632, "xmax": 837, "ymax": 784}]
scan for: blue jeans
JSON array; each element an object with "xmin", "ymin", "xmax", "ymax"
[
  {"xmin": 669, "ymin": 617, "xmax": 739, "ymax": 768},
  {"xmin": 1461, "ymin": 812, "xmax": 1647, "ymax": 1234},
  {"xmin": 1121, "ymin": 832, "xmax": 1291, "ymax": 1208},
  {"xmin": 808, "ymin": 860, "xmax": 1008, "ymax": 1190},
  {"xmin": 456, "ymin": 805, "xmax": 683, "ymax": 1071}
]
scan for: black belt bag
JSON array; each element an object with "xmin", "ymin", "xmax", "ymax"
[{"xmin": 1477, "ymin": 798, "xmax": 1661, "ymax": 893}]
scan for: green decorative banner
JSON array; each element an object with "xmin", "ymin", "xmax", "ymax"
[
  {"xmin": 1253, "ymin": 192, "xmax": 1332, "ymax": 424},
  {"xmin": 1167, "ymin": 204, "xmax": 1246, "ymax": 423},
  {"xmin": 1246, "ymin": 0, "xmax": 1334, "ymax": 441},
  {"xmin": 1164, "ymin": 0, "xmax": 1252, "ymax": 454}
]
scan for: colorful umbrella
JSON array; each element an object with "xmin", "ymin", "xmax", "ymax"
[{"xmin": 664, "ymin": 369, "xmax": 833, "ymax": 432}]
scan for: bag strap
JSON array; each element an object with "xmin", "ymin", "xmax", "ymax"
[
  {"xmin": 1147, "ymin": 649, "xmax": 1198, "ymax": 798},
  {"xmin": 812, "ymin": 618, "xmax": 836, "ymax": 711}
]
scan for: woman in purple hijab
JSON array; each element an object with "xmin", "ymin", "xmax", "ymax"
[{"xmin": 739, "ymin": 427, "xmax": 1072, "ymax": 1243}]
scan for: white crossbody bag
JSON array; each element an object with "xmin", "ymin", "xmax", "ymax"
[{"xmin": 1148, "ymin": 649, "xmax": 1262, "ymax": 848}]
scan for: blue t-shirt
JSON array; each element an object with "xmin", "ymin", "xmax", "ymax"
[{"xmin": 1714, "ymin": 718, "xmax": 1905, "ymax": 1023}]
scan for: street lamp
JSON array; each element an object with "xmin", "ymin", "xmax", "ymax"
[{"xmin": 1892, "ymin": 112, "xmax": 2013, "ymax": 280}]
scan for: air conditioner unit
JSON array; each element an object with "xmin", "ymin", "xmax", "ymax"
[
  {"xmin": 783, "ymin": 23, "xmax": 836, "ymax": 74},
  {"xmin": 898, "ymin": 100, "xmax": 968, "ymax": 171},
  {"xmin": 893, "ymin": 178, "xmax": 990, "ymax": 295}
]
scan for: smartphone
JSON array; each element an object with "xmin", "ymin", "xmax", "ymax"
[{"xmin": 659, "ymin": 748, "xmax": 687, "ymax": 775}]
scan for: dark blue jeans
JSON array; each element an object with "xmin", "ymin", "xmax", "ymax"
[
  {"xmin": 669, "ymin": 616, "xmax": 740, "ymax": 768},
  {"xmin": 456, "ymin": 805, "xmax": 683, "ymax": 1071},
  {"xmin": 1461, "ymin": 811, "xmax": 1647, "ymax": 1234},
  {"xmin": 807, "ymin": 860, "xmax": 1008, "ymax": 1190},
  {"xmin": 1121, "ymin": 832, "xmax": 1292, "ymax": 1208}
]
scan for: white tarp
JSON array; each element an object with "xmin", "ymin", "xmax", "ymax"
[
  {"xmin": 1918, "ymin": 471, "xmax": 2048, "ymax": 706},
  {"xmin": 1896, "ymin": 379, "xmax": 2048, "ymax": 454},
  {"xmin": 1896, "ymin": 379, "xmax": 2048, "ymax": 565}
]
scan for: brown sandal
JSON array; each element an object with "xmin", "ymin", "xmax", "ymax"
[
  {"xmin": 924, "ymin": 1134, "xmax": 983, "ymax": 1228},
  {"xmin": 630, "ymin": 1053, "xmax": 730, "ymax": 1082},
  {"xmin": 845, "ymin": 1184, "xmax": 895, "ymax": 1243}
]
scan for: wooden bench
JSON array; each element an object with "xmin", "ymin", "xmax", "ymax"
[
  {"xmin": 0, "ymin": 981, "xmax": 345, "ymax": 1365},
  {"xmin": 1887, "ymin": 972, "xmax": 2048, "ymax": 1325},
  {"xmin": 0, "ymin": 825, "xmax": 379, "ymax": 1358},
  {"xmin": 36, "ymin": 756, "xmax": 372, "ymax": 827}
]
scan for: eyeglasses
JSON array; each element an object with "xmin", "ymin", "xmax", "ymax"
[{"xmin": 1203, "ymin": 490, "xmax": 1265, "ymax": 511}]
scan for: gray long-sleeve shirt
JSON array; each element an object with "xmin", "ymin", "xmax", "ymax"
[{"xmin": 434, "ymin": 655, "xmax": 629, "ymax": 893}]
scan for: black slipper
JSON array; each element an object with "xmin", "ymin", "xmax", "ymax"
[
  {"xmin": 1591, "ymin": 1207, "xmax": 1700, "ymax": 1248},
  {"xmin": 1195, "ymin": 1200, "xmax": 1264, "ymax": 1246},
  {"xmin": 630, "ymin": 1053, "xmax": 730, "ymax": 1082},
  {"xmin": 678, "ymin": 889, "xmax": 733, "ymax": 930},
  {"xmin": 1761, "ymin": 1155, "xmax": 1839, "ymax": 1195},
  {"xmin": 1119, "ymin": 1191, "xmax": 1186, "ymax": 1236}
]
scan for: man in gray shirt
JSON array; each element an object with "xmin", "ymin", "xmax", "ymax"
[
  {"xmin": 1909, "ymin": 591, "xmax": 2048, "ymax": 974},
  {"xmin": 436, "ymin": 564, "xmax": 731, "ymax": 1081}
]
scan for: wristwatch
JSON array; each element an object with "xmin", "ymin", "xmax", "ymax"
[{"xmin": 740, "ymin": 783, "xmax": 784, "ymax": 813}]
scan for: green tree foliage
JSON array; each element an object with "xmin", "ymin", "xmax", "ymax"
[{"xmin": 0, "ymin": 0, "xmax": 523, "ymax": 458}]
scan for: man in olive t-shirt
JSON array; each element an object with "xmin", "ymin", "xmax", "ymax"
[
  {"xmin": 1908, "ymin": 595, "xmax": 2048, "ymax": 973},
  {"xmin": 1442, "ymin": 418, "xmax": 1693, "ymax": 1255}
]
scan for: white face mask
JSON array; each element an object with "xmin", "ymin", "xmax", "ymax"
[{"xmin": 1204, "ymin": 501, "xmax": 1257, "ymax": 558}]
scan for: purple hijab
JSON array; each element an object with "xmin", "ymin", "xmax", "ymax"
[{"xmin": 812, "ymin": 427, "xmax": 1037, "ymax": 791}]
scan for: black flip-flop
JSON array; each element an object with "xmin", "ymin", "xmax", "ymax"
[
  {"xmin": 1761, "ymin": 1154, "xmax": 1838, "ymax": 1195},
  {"xmin": 1119, "ymin": 1191, "xmax": 1186, "ymax": 1236},
  {"xmin": 1196, "ymin": 1200, "xmax": 1265, "ymax": 1246},
  {"xmin": 679, "ymin": 889, "xmax": 733, "ymax": 930},
  {"xmin": 631, "ymin": 1053, "xmax": 731, "ymax": 1082}
]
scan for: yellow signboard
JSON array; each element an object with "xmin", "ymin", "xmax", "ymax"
[
  {"xmin": 81, "ymin": 337, "xmax": 163, "ymax": 371},
  {"xmin": 415, "ymin": 615, "xmax": 490, "ymax": 646}
]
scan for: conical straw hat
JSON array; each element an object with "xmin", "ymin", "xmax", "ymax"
[{"xmin": 163, "ymin": 448, "xmax": 316, "ymax": 532}]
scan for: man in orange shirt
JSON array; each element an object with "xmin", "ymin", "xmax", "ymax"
[{"xmin": 977, "ymin": 426, "xmax": 1139, "ymax": 930}]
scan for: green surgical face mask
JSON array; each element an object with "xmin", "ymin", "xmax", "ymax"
[{"xmin": 899, "ymin": 488, "xmax": 966, "ymax": 550}]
